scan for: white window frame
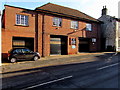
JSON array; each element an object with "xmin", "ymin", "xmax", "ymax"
[
  {"xmin": 16, "ymin": 14, "xmax": 28, "ymax": 26},
  {"xmin": 53, "ymin": 17, "xmax": 62, "ymax": 27},
  {"xmin": 71, "ymin": 21, "xmax": 78, "ymax": 29},
  {"xmin": 86, "ymin": 23, "xmax": 92, "ymax": 31}
]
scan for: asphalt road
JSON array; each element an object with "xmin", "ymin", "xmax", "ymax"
[{"xmin": 2, "ymin": 53, "xmax": 120, "ymax": 89}]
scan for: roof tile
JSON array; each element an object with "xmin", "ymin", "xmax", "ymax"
[{"xmin": 36, "ymin": 3, "xmax": 99, "ymax": 22}]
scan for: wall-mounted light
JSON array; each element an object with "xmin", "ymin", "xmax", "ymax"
[
  {"xmin": 74, "ymin": 29, "xmax": 77, "ymax": 32},
  {"xmin": 55, "ymin": 27, "xmax": 59, "ymax": 29}
]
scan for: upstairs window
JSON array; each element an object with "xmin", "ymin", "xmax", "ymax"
[
  {"xmin": 16, "ymin": 14, "xmax": 28, "ymax": 26},
  {"xmin": 53, "ymin": 17, "xmax": 62, "ymax": 27},
  {"xmin": 86, "ymin": 23, "xmax": 92, "ymax": 31},
  {"xmin": 71, "ymin": 21, "xmax": 78, "ymax": 29}
]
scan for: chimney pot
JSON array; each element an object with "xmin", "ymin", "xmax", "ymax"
[
  {"xmin": 105, "ymin": 5, "xmax": 106, "ymax": 8},
  {"xmin": 102, "ymin": 5, "xmax": 107, "ymax": 15}
]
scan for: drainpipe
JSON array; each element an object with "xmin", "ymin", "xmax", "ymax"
[
  {"xmin": 97, "ymin": 23, "xmax": 99, "ymax": 51},
  {"xmin": 35, "ymin": 12, "xmax": 38, "ymax": 52},
  {"xmin": 42, "ymin": 13, "xmax": 45, "ymax": 57}
]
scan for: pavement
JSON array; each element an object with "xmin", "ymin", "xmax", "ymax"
[{"xmin": 1, "ymin": 52, "xmax": 116, "ymax": 74}]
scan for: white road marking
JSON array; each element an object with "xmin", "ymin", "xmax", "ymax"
[
  {"xmin": 114, "ymin": 52, "xmax": 118, "ymax": 56},
  {"xmin": 97, "ymin": 63, "xmax": 119, "ymax": 70},
  {"xmin": 22, "ymin": 75, "xmax": 73, "ymax": 90}
]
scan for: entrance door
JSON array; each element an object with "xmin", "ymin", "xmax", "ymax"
[
  {"xmin": 22, "ymin": 48, "xmax": 34, "ymax": 60},
  {"xmin": 79, "ymin": 38, "xmax": 90, "ymax": 52},
  {"xmin": 13, "ymin": 49, "xmax": 25, "ymax": 60}
]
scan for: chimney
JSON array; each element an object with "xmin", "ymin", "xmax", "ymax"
[{"xmin": 102, "ymin": 5, "xmax": 107, "ymax": 15}]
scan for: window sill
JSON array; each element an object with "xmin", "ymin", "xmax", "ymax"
[
  {"xmin": 15, "ymin": 24, "xmax": 29, "ymax": 27},
  {"xmin": 70, "ymin": 28, "xmax": 78, "ymax": 30},
  {"xmin": 52, "ymin": 25, "xmax": 62, "ymax": 27},
  {"xmin": 86, "ymin": 30, "xmax": 92, "ymax": 32}
]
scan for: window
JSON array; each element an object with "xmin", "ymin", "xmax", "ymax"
[
  {"xmin": 71, "ymin": 21, "xmax": 78, "ymax": 29},
  {"xmin": 86, "ymin": 23, "xmax": 92, "ymax": 31},
  {"xmin": 71, "ymin": 38, "xmax": 76, "ymax": 45},
  {"xmin": 53, "ymin": 17, "xmax": 62, "ymax": 27},
  {"xmin": 22, "ymin": 49, "xmax": 31, "ymax": 53},
  {"xmin": 16, "ymin": 14, "xmax": 28, "ymax": 26},
  {"xmin": 13, "ymin": 49, "xmax": 22, "ymax": 53},
  {"xmin": 69, "ymin": 38, "xmax": 76, "ymax": 45}
]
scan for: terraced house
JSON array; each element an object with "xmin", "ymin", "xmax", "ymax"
[
  {"xmin": 2, "ymin": 3, "xmax": 102, "ymax": 60},
  {"xmin": 99, "ymin": 6, "xmax": 120, "ymax": 52}
]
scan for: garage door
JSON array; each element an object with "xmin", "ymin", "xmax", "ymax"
[
  {"xmin": 13, "ymin": 40, "xmax": 25, "ymax": 47},
  {"xmin": 12, "ymin": 37, "xmax": 34, "ymax": 51},
  {"xmin": 50, "ymin": 38, "xmax": 61, "ymax": 55}
]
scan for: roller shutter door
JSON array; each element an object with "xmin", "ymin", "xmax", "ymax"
[
  {"xmin": 12, "ymin": 37, "xmax": 34, "ymax": 51},
  {"xmin": 13, "ymin": 40, "xmax": 25, "ymax": 47},
  {"xmin": 50, "ymin": 38, "xmax": 61, "ymax": 55}
]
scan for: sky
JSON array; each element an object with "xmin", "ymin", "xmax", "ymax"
[{"xmin": 0, "ymin": 0, "xmax": 120, "ymax": 19}]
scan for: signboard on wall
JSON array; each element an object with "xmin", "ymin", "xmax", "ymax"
[
  {"xmin": 92, "ymin": 38, "xmax": 96, "ymax": 42},
  {"xmin": 72, "ymin": 45, "xmax": 76, "ymax": 49}
]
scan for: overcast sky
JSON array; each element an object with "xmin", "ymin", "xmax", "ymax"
[{"xmin": 0, "ymin": 0, "xmax": 119, "ymax": 19}]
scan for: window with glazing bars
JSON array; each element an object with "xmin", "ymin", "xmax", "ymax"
[{"xmin": 16, "ymin": 14, "xmax": 28, "ymax": 26}]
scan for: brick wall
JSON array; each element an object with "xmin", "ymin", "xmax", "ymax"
[
  {"xmin": 2, "ymin": 5, "xmax": 101, "ymax": 59},
  {"xmin": 38, "ymin": 14, "xmax": 100, "ymax": 56},
  {"xmin": 2, "ymin": 6, "xmax": 36, "ymax": 59}
]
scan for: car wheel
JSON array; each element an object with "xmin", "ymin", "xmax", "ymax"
[
  {"xmin": 10, "ymin": 58, "xmax": 17, "ymax": 63},
  {"xmin": 33, "ymin": 56, "xmax": 39, "ymax": 61}
]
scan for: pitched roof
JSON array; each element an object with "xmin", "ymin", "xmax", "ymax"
[{"xmin": 36, "ymin": 3, "xmax": 100, "ymax": 23}]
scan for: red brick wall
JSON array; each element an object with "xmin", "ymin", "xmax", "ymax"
[
  {"xmin": 39, "ymin": 14, "xmax": 100, "ymax": 56},
  {"xmin": 2, "ymin": 5, "xmax": 101, "ymax": 59},
  {"xmin": 2, "ymin": 6, "xmax": 36, "ymax": 59},
  {"xmin": 37, "ymin": 14, "xmax": 43, "ymax": 56},
  {"xmin": 4, "ymin": 6, "xmax": 35, "ymax": 33}
]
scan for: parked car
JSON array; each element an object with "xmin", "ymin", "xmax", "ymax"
[{"xmin": 8, "ymin": 48, "xmax": 41, "ymax": 63}]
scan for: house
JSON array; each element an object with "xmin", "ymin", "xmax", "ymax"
[
  {"xmin": 2, "ymin": 5, "xmax": 36, "ymax": 60},
  {"xmin": 99, "ymin": 6, "xmax": 120, "ymax": 52},
  {"xmin": 2, "ymin": 3, "xmax": 102, "ymax": 60}
]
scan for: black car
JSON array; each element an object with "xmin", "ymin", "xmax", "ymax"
[{"xmin": 8, "ymin": 48, "xmax": 41, "ymax": 63}]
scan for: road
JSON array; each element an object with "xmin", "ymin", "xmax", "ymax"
[{"xmin": 2, "ymin": 53, "xmax": 120, "ymax": 89}]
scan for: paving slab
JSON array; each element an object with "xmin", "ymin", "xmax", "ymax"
[{"xmin": 1, "ymin": 52, "xmax": 115, "ymax": 74}]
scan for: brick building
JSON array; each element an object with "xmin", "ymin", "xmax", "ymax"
[
  {"xmin": 2, "ymin": 5, "xmax": 37, "ymax": 60},
  {"xmin": 2, "ymin": 3, "xmax": 102, "ymax": 60}
]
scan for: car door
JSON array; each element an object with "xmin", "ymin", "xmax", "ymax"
[
  {"xmin": 13, "ymin": 49, "xmax": 25, "ymax": 60},
  {"xmin": 22, "ymin": 49, "xmax": 34, "ymax": 60}
]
